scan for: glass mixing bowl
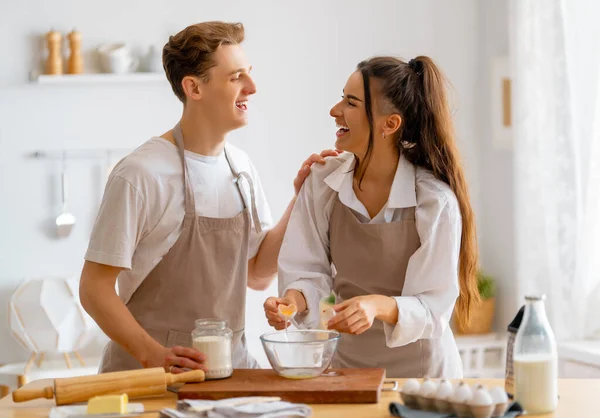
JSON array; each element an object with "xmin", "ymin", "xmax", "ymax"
[{"xmin": 260, "ymin": 329, "xmax": 340, "ymax": 379}]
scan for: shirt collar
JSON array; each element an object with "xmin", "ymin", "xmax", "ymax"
[{"xmin": 324, "ymin": 152, "xmax": 417, "ymax": 209}]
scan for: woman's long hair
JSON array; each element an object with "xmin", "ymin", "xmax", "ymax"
[{"xmin": 356, "ymin": 56, "xmax": 480, "ymax": 328}]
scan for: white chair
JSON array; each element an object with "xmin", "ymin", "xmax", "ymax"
[
  {"xmin": 0, "ymin": 356, "xmax": 100, "ymax": 396},
  {"xmin": 455, "ymin": 333, "xmax": 507, "ymax": 378}
]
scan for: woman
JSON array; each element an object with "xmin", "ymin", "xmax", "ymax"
[{"xmin": 263, "ymin": 56, "xmax": 479, "ymax": 378}]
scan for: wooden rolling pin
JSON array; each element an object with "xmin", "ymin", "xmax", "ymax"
[{"xmin": 12, "ymin": 367, "xmax": 205, "ymax": 405}]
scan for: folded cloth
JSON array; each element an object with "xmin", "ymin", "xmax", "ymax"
[
  {"xmin": 388, "ymin": 402, "xmax": 524, "ymax": 418},
  {"xmin": 160, "ymin": 409, "xmax": 197, "ymax": 418},
  {"xmin": 178, "ymin": 398, "xmax": 283, "ymax": 412},
  {"xmin": 160, "ymin": 397, "xmax": 312, "ymax": 418}
]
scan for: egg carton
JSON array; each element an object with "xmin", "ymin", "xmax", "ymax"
[{"xmin": 399, "ymin": 379, "xmax": 509, "ymax": 418}]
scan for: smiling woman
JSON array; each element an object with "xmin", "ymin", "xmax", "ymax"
[{"xmin": 267, "ymin": 55, "xmax": 479, "ymax": 379}]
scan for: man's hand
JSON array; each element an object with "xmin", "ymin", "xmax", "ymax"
[
  {"xmin": 142, "ymin": 345, "xmax": 207, "ymax": 374},
  {"xmin": 293, "ymin": 149, "xmax": 342, "ymax": 195}
]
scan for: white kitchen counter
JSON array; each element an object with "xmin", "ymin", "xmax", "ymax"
[{"xmin": 559, "ymin": 340, "xmax": 600, "ymax": 378}]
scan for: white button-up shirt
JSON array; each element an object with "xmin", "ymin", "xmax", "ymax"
[{"xmin": 279, "ymin": 152, "xmax": 463, "ymax": 377}]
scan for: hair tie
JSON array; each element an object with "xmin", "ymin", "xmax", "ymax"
[{"xmin": 408, "ymin": 58, "xmax": 420, "ymax": 73}]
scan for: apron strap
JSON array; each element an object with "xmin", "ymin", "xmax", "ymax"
[
  {"xmin": 172, "ymin": 123, "xmax": 196, "ymax": 215},
  {"xmin": 224, "ymin": 147, "xmax": 262, "ymax": 234}
]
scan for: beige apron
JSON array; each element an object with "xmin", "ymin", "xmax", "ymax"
[
  {"xmin": 99, "ymin": 123, "xmax": 261, "ymax": 372},
  {"xmin": 329, "ymin": 196, "xmax": 445, "ymax": 378}
]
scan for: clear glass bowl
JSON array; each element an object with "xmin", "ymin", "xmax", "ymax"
[{"xmin": 260, "ymin": 330, "xmax": 340, "ymax": 379}]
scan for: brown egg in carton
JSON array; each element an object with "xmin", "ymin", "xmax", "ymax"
[{"xmin": 400, "ymin": 378, "xmax": 510, "ymax": 418}]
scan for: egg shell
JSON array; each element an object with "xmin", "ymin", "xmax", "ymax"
[
  {"xmin": 470, "ymin": 386, "xmax": 493, "ymax": 406},
  {"xmin": 401, "ymin": 378, "xmax": 421, "ymax": 395},
  {"xmin": 489, "ymin": 386, "xmax": 509, "ymax": 404},
  {"xmin": 418, "ymin": 378, "xmax": 438, "ymax": 398},
  {"xmin": 436, "ymin": 379, "xmax": 454, "ymax": 400},
  {"xmin": 452, "ymin": 382, "xmax": 473, "ymax": 403},
  {"xmin": 321, "ymin": 308, "xmax": 336, "ymax": 323}
]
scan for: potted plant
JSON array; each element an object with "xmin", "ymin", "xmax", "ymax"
[{"xmin": 454, "ymin": 271, "xmax": 496, "ymax": 335}]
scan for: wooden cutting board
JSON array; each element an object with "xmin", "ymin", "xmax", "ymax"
[{"xmin": 177, "ymin": 368, "xmax": 386, "ymax": 404}]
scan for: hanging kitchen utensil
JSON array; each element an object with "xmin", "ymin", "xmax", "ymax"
[{"xmin": 56, "ymin": 151, "xmax": 76, "ymax": 238}]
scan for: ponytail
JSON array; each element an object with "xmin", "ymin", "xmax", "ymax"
[{"xmin": 357, "ymin": 56, "xmax": 480, "ymax": 328}]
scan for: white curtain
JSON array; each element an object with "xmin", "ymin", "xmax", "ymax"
[{"xmin": 512, "ymin": 0, "xmax": 600, "ymax": 340}]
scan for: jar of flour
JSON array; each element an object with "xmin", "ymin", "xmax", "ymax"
[{"xmin": 192, "ymin": 319, "xmax": 233, "ymax": 379}]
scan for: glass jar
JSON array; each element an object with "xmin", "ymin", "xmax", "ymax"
[
  {"xmin": 513, "ymin": 295, "xmax": 558, "ymax": 414},
  {"xmin": 191, "ymin": 318, "xmax": 233, "ymax": 380}
]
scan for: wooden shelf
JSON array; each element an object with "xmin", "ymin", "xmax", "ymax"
[{"xmin": 30, "ymin": 72, "xmax": 166, "ymax": 84}]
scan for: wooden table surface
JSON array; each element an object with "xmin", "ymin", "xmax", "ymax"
[{"xmin": 1, "ymin": 378, "xmax": 598, "ymax": 417}]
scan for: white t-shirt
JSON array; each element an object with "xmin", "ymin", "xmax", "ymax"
[{"xmin": 85, "ymin": 137, "xmax": 273, "ymax": 303}]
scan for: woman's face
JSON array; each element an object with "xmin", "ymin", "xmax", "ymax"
[
  {"xmin": 330, "ymin": 71, "xmax": 371, "ymax": 157},
  {"xmin": 330, "ymin": 71, "xmax": 401, "ymax": 159}
]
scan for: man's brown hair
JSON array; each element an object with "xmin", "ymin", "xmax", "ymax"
[{"xmin": 162, "ymin": 21, "xmax": 245, "ymax": 103}]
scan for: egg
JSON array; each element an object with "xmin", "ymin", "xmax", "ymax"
[
  {"xmin": 278, "ymin": 303, "xmax": 297, "ymax": 319},
  {"xmin": 418, "ymin": 378, "xmax": 438, "ymax": 398},
  {"xmin": 435, "ymin": 379, "xmax": 454, "ymax": 400},
  {"xmin": 470, "ymin": 384, "xmax": 493, "ymax": 406},
  {"xmin": 451, "ymin": 381, "xmax": 473, "ymax": 403},
  {"xmin": 321, "ymin": 308, "xmax": 336, "ymax": 324},
  {"xmin": 489, "ymin": 386, "xmax": 509, "ymax": 404},
  {"xmin": 401, "ymin": 378, "xmax": 421, "ymax": 395}
]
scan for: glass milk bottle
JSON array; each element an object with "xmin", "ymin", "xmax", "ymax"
[
  {"xmin": 191, "ymin": 318, "xmax": 233, "ymax": 380},
  {"xmin": 513, "ymin": 295, "xmax": 558, "ymax": 413}
]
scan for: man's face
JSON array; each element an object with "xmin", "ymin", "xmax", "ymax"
[{"xmin": 198, "ymin": 44, "xmax": 256, "ymax": 132}]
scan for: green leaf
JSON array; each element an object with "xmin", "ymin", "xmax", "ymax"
[{"xmin": 477, "ymin": 271, "xmax": 496, "ymax": 300}]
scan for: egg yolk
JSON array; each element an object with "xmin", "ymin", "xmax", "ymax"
[{"xmin": 278, "ymin": 304, "xmax": 297, "ymax": 316}]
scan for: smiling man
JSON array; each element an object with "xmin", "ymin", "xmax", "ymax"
[{"xmin": 79, "ymin": 21, "xmax": 335, "ymax": 373}]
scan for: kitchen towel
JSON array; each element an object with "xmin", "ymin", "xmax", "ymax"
[
  {"xmin": 159, "ymin": 397, "xmax": 312, "ymax": 418},
  {"xmin": 389, "ymin": 401, "xmax": 523, "ymax": 418}
]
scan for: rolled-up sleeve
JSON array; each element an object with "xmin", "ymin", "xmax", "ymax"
[
  {"xmin": 278, "ymin": 170, "xmax": 334, "ymax": 329},
  {"xmin": 383, "ymin": 189, "xmax": 462, "ymax": 347}
]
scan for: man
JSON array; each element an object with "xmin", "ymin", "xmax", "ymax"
[{"xmin": 79, "ymin": 21, "xmax": 335, "ymax": 373}]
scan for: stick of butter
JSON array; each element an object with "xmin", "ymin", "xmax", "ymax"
[{"xmin": 87, "ymin": 393, "xmax": 128, "ymax": 414}]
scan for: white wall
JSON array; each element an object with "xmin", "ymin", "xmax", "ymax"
[
  {"xmin": 0, "ymin": 0, "xmax": 481, "ymax": 365},
  {"xmin": 476, "ymin": 1, "xmax": 518, "ymax": 332}
]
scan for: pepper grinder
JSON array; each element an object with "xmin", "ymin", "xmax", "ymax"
[
  {"xmin": 67, "ymin": 29, "xmax": 83, "ymax": 74},
  {"xmin": 45, "ymin": 29, "xmax": 63, "ymax": 75}
]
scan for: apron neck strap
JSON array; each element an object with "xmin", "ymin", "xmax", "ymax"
[
  {"xmin": 172, "ymin": 123, "xmax": 261, "ymax": 233},
  {"xmin": 224, "ymin": 147, "xmax": 262, "ymax": 234},
  {"xmin": 172, "ymin": 122, "xmax": 196, "ymax": 215}
]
